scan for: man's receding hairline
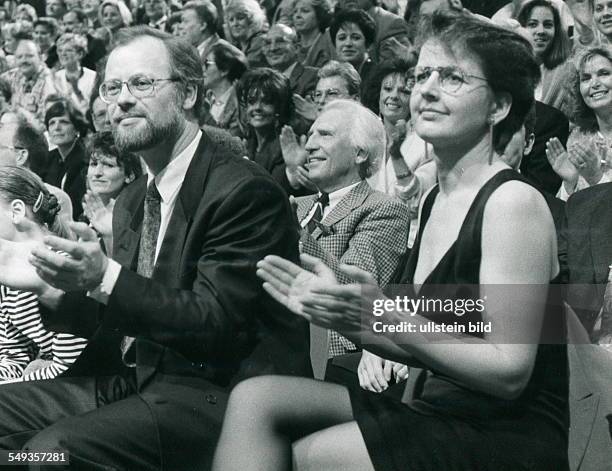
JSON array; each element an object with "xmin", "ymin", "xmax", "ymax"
[{"xmin": 106, "ymin": 35, "xmax": 172, "ymax": 74}]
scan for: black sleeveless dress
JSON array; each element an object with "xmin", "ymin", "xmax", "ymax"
[{"xmin": 349, "ymin": 170, "xmax": 569, "ymax": 471}]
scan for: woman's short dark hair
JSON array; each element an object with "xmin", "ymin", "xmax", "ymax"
[
  {"xmin": 362, "ymin": 57, "xmax": 415, "ymax": 115},
  {"xmin": 211, "ymin": 40, "xmax": 248, "ymax": 82},
  {"xmin": 417, "ymin": 11, "xmax": 541, "ymax": 154},
  {"xmin": 87, "ymin": 131, "xmax": 143, "ymax": 181},
  {"xmin": 293, "ymin": 0, "xmax": 333, "ymax": 32},
  {"xmin": 329, "ymin": 8, "xmax": 376, "ymax": 48},
  {"xmin": 236, "ymin": 67, "xmax": 294, "ymax": 127},
  {"xmin": 570, "ymin": 46, "xmax": 612, "ymax": 132},
  {"xmin": 44, "ymin": 99, "xmax": 90, "ymax": 137},
  {"xmin": 33, "ymin": 17, "xmax": 59, "ymax": 37},
  {"xmin": 517, "ymin": 0, "xmax": 570, "ymax": 69}
]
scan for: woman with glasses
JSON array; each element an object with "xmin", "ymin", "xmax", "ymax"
[
  {"xmin": 547, "ymin": 45, "xmax": 612, "ymax": 199},
  {"xmin": 225, "ymin": 0, "xmax": 268, "ymax": 68},
  {"xmin": 202, "ymin": 40, "xmax": 248, "ymax": 137},
  {"xmin": 292, "ymin": 0, "xmax": 336, "ymax": 68},
  {"xmin": 52, "ymin": 33, "xmax": 96, "ymax": 116},
  {"xmin": 213, "ymin": 11, "xmax": 568, "ymax": 471},
  {"xmin": 517, "ymin": 0, "xmax": 572, "ymax": 115}
]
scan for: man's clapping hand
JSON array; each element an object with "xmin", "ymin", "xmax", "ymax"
[{"xmin": 30, "ymin": 222, "xmax": 108, "ymax": 292}]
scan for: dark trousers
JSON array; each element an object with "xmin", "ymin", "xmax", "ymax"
[{"xmin": 0, "ymin": 373, "xmax": 161, "ymax": 471}]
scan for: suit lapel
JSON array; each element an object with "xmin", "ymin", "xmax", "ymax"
[
  {"xmin": 218, "ymin": 87, "xmax": 238, "ymax": 128},
  {"xmin": 289, "ymin": 63, "xmax": 303, "ymax": 91},
  {"xmin": 320, "ymin": 181, "xmax": 370, "ymax": 228},
  {"xmin": 112, "ymin": 177, "xmax": 146, "ymax": 268},
  {"xmin": 153, "ymin": 133, "xmax": 215, "ymax": 286},
  {"xmin": 568, "ymin": 345, "xmax": 601, "ymax": 471},
  {"xmin": 296, "ymin": 194, "xmax": 317, "ymax": 220}
]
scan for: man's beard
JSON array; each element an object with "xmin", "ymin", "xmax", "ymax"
[{"xmin": 113, "ymin": 106, "xmax": 183, "ymax": 154}]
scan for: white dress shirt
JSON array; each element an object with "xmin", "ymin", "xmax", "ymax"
[
  {"xmin": 300, "ymin": 181, "xmax": 360, "ymax": 228},
  {"xmin": 91, "ymin": 131, "xmax": 203, "ymax": 303}
]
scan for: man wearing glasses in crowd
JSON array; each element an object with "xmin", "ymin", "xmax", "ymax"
[{"xmin": 0, "ymin": 26, "xmax": 310, "ymax": 470}]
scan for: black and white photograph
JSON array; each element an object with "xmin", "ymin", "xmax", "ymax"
[{"xmin": 0, "ymin": 0, "xmax": 609, "ymax": 469}]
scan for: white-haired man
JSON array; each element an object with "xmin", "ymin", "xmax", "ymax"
[{"xmin": 295, "ymin": 99, "xmax": 410, "ymax": 382}]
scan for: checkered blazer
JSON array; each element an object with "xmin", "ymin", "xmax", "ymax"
[
  {"xmin": 295, "ymin": 180, "xmax": 410, "ymax": 378},
  {"xmin": 296, "ymin": 180, "xmax": 410, "ymax": 286}
]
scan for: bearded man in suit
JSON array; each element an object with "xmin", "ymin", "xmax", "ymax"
[{"xmin": 0, "ymin": 26, "xmax": 310, "ymax": 471}]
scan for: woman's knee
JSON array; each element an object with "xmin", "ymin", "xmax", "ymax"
[{"xmin": 226, "ymin": 376, "xmax": 286, "ymax": 421}]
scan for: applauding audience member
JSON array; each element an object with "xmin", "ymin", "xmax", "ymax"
[
  {"xmin": 238, "ymin": 67, "xmax": 301, "ymax": 193},
  {"xmin": 293, "ymin": 99, "xmax": 409, "ymax": 381},
  {"xmin": 82, "ymin": 131, "xmax": 142, "ymax": 254},
  {"xmin": 53, "ymin": 33, "xmax": 97, "ymax": 115},
  {"xmin": 0, "ymin": 167, "xmax": 86, "ymax": 382},
  {"xmin": 547, "ymin": 46, "xmax": 612, "ymax": 200},
  {"xmin": 363, "ymin": 58, "xmax": 436, "ymax": 248}
]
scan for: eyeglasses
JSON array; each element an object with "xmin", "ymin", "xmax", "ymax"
[
  {"xmin": 99, "ymin": 75, "xmax": 180, "ymax": 103},
  {"xmin": 203, "ymin": 60, "xmax": 216, "ymax": 69},
  {"xmin": 413, "ymin": 66, "xmax": 488, "ymax": 94},
  {"xmin": 310, "ymin": 88, "xmax": 345, "ymax": 103}
]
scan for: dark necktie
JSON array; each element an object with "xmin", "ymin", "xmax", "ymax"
[
  {"xmin": 121, "ymin": 181, "xmax": 162, "ymax": 365},
  {"xmin": 306, "ymin": 192, "xmax": 329, "ymax": 233}
]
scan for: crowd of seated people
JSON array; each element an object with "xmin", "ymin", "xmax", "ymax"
[{"xmin": 0, "ymin": 0, "xmax": 608, "ymax": 470}]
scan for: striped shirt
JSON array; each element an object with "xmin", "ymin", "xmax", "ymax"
[{"xmin": 0, "ymin": 286, "xmax": 87, "ymax": 381}]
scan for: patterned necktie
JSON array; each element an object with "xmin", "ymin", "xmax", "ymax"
[
  {"xmin": 121, "ymin": 181, "xmax": 162, "ymax": 366},
  {"xmin": 306, "ymin": 192, "xmax": 329, "ymax": 233}
]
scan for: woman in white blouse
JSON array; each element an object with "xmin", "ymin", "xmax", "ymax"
[
  {"xmin": 53, "ymin": 33, "xmax": 96, "ymax": 116},
  {"xmin": 363, "ymin": 58, "xmax": 437, "ymax": 247}
]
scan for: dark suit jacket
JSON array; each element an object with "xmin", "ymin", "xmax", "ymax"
[
  {"xmin": 288, "ymin": 62, "xmax": 319, "ymax": 98},
  {"xmin": 42, "ymin": 138, "xmax": 88, "ymax": 220},
  {"xmin": 82, "ymin": 33, "xmax": 107, "ymax": 71},
  {"xmin": 246, "ymin": 132, "xmax": 312, "ymax": 196},
  {"xmin": 43, "ymin": 128, "xmax": 311, "ymax": 470},
  {"xmin": 565, "ymin": 182, "xmax": 612, "ymax": 336},
  {"xmin": 521, "ymin": 101, "xmax": 568, "ymax": 195}
]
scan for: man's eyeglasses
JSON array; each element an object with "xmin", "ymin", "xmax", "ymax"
[
  {"xmin": 413, "ymin": 66, "xmax": 488, "ymax": 94},
  {"xmin": 310, "ymin": 88, "xmax": 344, "ymax": 103},
  {"xmin": 99, "ymin": 75, "xmax": 180, "ymax": 103}
]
